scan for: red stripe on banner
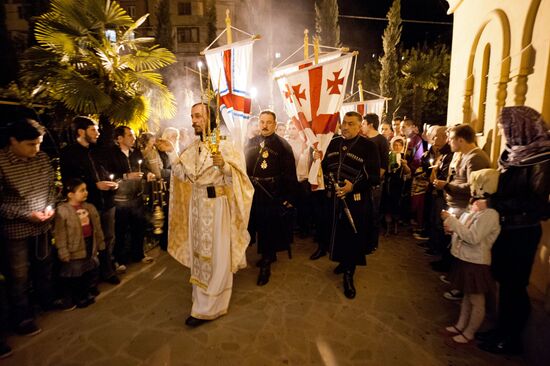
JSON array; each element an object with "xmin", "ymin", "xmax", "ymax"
[
  {"xmin": 308, "ymin": 66, "xmax": 323, "ymax": 121},
  {"xmin": 357, "ymin": 104, "xmax": 365, "ymax": 116},
  {"xmin": 312, "ymin": 113, "xmax": 340, "ymax": 134},
  {"xmin": 297, "ymin": 112, "xmax": 312, "ymax": 130},
  {"xmin": 299, "ymin": 62, "xmax": 313, "ymax": 70},
  {"xmin": 220, "ymin": 49, "xmax": 252, "ymax": 114}
]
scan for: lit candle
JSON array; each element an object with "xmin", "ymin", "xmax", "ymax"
[
  {"xmin": 448, "ymin": 207, "xmax": 457, "ymax": 216},
  {"xmin": 45, "ymin": 205, "xmax": 52, "ymax": 212},
  {"xmin": 429, "ymin": 158, "xmax": 434, "ymax": 167},
  {"xmin": 138, "ymin": 159, "xmax": 143, "ymax": 173},
  {"xmin": 109, "ymin": 174, "xmax": 114, "ymax": 181}
]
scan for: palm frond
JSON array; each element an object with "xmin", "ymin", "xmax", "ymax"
[
  {"xmin": 146, "ymin": 83, "xmax": 177, "ymax": 120},
  {"xmin": 87, "ymin": 0, "xmax": 134, "ymax": 27},
  {"xmin": 108, "ymin": 95, "xmax": 150, "ymax": 128},
  {"xmin": 50, "ymin": 70, "xmax": 112, "ymax": 113},
  {"xmin": 120, "ymin": 14, "xmax": 149, "ymax": 41},
  {"xmin": 124, "ymin": 46, "xmax": 176, "ymax": 71}
]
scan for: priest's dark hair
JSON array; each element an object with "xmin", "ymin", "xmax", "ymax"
[{"xmin": 192, "ymin": 102, "xmax": 217, "ymax": 130}]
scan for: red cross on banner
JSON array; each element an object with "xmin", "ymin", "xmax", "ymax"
[
  {"xmin": 326, "ymin": 69, "xmax": 344, "ymax": 95},
  {"xmin": 291, "ymin": 84, "xmax": 307, "ymax": 106}
]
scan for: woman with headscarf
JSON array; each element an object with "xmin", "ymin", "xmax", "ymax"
[{"xmin": 476, "ymin": 106, "xmax": 550, "ymax": 355}]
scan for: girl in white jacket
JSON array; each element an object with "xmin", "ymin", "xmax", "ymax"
[{"xmin": 441, "ymin": 169, "xmax": 501, "ymax": 345}]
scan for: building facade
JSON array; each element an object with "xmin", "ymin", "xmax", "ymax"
[{"xmin": 446, "ymin": 0, "xmax": 549, "ymax": 362}]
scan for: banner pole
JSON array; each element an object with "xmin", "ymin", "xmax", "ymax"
[
  {"xmin": 225, "ymin": 9, "xmax": 232, "ymax": 45},
  {"xmin": 304, "ymin": 29, "xmax": 309, "ymax": 60}
]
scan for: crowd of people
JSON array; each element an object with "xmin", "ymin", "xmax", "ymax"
[{"xmin": 0, "ymin": 104, "xmax": 548, "ymax": 359}]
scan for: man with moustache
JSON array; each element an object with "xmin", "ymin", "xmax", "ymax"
[
  {"xmin": 318, "ymin": 111, "xmax": 380, "ymax": 299},
  {"xmin": 168, "ymin": 102, "xmax": 253, "ymax": 327},
  {"xmin": 245, "ymin": 110, "xmax": 297, "ymax": 286},
  {"xmin": 60, "ymin": 116, "xmax": 120, "ymax": 285}
]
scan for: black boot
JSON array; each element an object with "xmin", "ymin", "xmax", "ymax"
[
  {"xmin": 309, "ymin": 245, "xmax": 326, "ymax": 260},
  {"xmin": 343, "ymin": 271, "xmax": 356, "ymax": 299},
  {"xmin": 257, "ymin": 264, "xmax": 271, "ymax": 286}
]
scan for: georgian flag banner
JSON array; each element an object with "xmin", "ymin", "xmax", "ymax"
[
  {"xmin": 274, "ymin": 53, "xmax": 354, "ymax": 187},
  {"xmin": 340, "ymin": 99, "xmax": 386, "ymax": 122},
  {"xmin": 204, "ymin": 38, "xmax": 255, "ymax": 149}
]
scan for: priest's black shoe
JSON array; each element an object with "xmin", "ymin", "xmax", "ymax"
[
  {"xmin": 333, "ymin": 263, "xmax": 345, "ymax": 274},
  {"xmin": 343, "ymin": 271, "xmax": 356, "ymax": 299},
  {"xmin": 185, "ymin": 316, "xmax": 209, "ymax": 327},
  {"xmin": 309, "ymin": 247, "xmax": 326, "ymax": 260},
  {"xmin": 257, "ymin": 266, "xmax": 271, "ymax": 286}
]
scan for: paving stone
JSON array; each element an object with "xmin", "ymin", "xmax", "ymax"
[{"xmin": 1, "ymin": 236, "xmax": 526, "ymax": 365}]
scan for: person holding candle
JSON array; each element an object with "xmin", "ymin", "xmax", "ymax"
[
  {"xmin": 168, "ymin": 102, "xmax": 253, "ymax": 327},
  {"xmin": 108, "ymin": 126, "xmax": 155, "ymax": 266},
  {"xmin": 60, "ymin": 116, "xmax": 120, "ymax": 285},
  {"xmin": 432, "ymin": 124, "xmax": 491, "ymax": 299},
  {"xmin": 0, "ymin": 118, "xmax": 56, "ymax": 336}
]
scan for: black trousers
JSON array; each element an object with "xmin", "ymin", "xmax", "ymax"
[
  {"xmin": 114, "ymin": 202, "xmax": 147, "ymax": 264},
  {"xmin": 491, "ymin": 224, "xmax": 541, "ymax": 340}
]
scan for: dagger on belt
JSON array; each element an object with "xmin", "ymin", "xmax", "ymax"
[{"xmin": 329, "ymin": 172, "xmax": 358, "ymax": 234}]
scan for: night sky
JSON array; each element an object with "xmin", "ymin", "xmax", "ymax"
[{"xmin": 339, "ymin": 0, "xmax": 453, "ymax": 64}]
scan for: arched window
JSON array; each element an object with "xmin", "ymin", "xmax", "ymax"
[{"xmin": 476, "ymin": 43, "xmax": 491, "ymax": 133}]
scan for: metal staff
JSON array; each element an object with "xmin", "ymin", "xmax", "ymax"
[{"xmin": 329, "ymin": 172, "xmax": 357, "ymax": 234}]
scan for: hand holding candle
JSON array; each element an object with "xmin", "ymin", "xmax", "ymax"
[{"xmin": 138, "ymin": 159, "xmax": 143, "ymax": 173}]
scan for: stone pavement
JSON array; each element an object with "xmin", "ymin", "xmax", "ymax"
[{"xmin": 3, "ymin": 232, "xmax": 525, "ymax": 366}]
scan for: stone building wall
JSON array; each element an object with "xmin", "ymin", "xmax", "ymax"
[{"xmin": 446, "ymin": 0, "xmax": 550, "ymax": 310}]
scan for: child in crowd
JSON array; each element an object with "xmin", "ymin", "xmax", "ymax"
[
  {"xmin": 54, "ymin": 178, "xmax": 105, "ymax": 308},
  {"xmin": 441, "ymin": 169, "xmax": 501, "ymax": 345},
  {"xmin": 381, "ymin": 136, "xmax": 411, "ymax": 234}
]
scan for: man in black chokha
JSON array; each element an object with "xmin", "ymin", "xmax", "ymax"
[
  {"xmin": 317, "ymin": 111, "xmax": 380, "ymax": 299},
  {"xmin": 245, "ymin": 110, "xmax": 297, "ymax": 286}
]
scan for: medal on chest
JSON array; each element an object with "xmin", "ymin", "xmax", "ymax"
[{"xmin": 261, "ymin": 160, "xmax": 268, "ymax": 169}]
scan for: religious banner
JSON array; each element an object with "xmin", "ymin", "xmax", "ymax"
[
  {"xmin": 203, "ymin": 38, "xmax": 255, "ymax": 149},
  {"xmin": 273, "ymin": 50, "xmax": 342, "ymax": 133},
  {"xmin": 274, "ymin": 53, "xmax": 354, "ymax": 187},
  {"xmin": 340, "ymin": 99, "xmax": 386, "ymax": 121}
]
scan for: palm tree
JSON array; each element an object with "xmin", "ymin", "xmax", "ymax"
[
  {"xmin": 16, "ymin": 0, "xmax": 176, "ymax": 130},
  {"xmin": 400, "ymin": 46, "xmax": 442, "ymax": 124}
]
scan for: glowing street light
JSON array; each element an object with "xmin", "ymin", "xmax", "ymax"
[{"xmin": 274, "ymin": 52, "xmax": 281, "ymax": 59}]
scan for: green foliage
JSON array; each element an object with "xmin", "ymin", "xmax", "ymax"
[
  {"xmin": 399, "ymin": 43, "xmax": 451, "ymax": 124},
  {"xmin": 356, "ymin": 58, "xmax": 382, "ymax": 97},
  {"xmin": 205, "ymin": 0, "xmax": 218, "ymax": 47},
  {"xmin": 14, "ymin": 0, "xmax": 177, "ymax": 130},
  {"xmin": 314, "ymin": 0, "xmax": 341, "ymax": 48},
  {"xmin": 156, "ymin": 0, "xmax": 174, "ymax": 51},
  {"xmin": 379, "ymin": 0, "xmax": 402, "ymax": 122}
]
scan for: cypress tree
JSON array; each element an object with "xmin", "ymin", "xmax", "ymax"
[
  {"xmin": 379, "ymin": 0, "xmax": 402, "ymax": 122},
  {"xmin": 156, "ymin": 0, "xmax": 174, "ymax": 51},
  {"xmin": 314, "ymin": 0, "xmax": 341, "ymax": 48},
  {"xmin": 205, "ymin": 0, "xmax": 218, "ymax": 48}
]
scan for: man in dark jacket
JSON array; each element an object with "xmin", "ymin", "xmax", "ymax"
[
  {"xmin": 245, "ymin": 110, "xmax": 297, "ymax": 286},
  {"xmin": 60, "ymin": 116, "xmax": 120, "ymax": 284},
  {"xmin": 108, "ymin": 126, "xmax": 154, "ymax": 265},
  {"xmin": 320, "ymin": 111, "xmax": 380, "ymax": 299}
]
